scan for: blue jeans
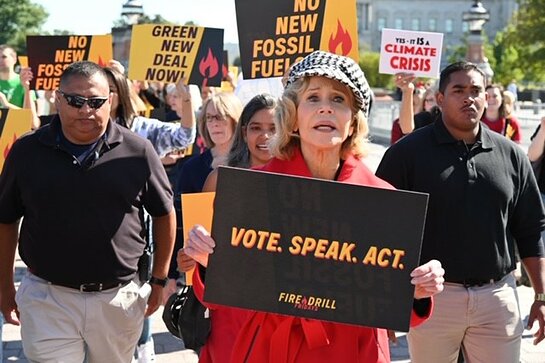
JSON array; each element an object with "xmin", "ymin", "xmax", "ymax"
[{"xmin": 138, "ymin": 316, "xmax": 152, "ymax": 345}]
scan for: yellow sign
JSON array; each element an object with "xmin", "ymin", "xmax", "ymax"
[
  {"xmin": 18, "ymin": 56, "xmax": 28, "ymax": 68},
  {"xmin": 181, "ymin": 192, "xmax": 215, "ymax": 284},
  {"xmin": 0, "ymin": 108, "xmax": 32, "ymax": 172},
  {"xmin": 128, "ymin": 24, "xmax": 224, "ymax": 87}
]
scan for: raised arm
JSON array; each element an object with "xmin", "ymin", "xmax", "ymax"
[
  {"xmin": 20, "ymin": 67, "xmax": 40, "ymax": 129},
  {"xmin": 395, "ymin": 73, "xmax": 417, "ymax": 134},
  {"xmin": 176, "ymin": 77, "xmax": 196, "ymax": 130},
  {"xmin": 528, "ymin": 117, "xmax": 545, "ymax": 162}
]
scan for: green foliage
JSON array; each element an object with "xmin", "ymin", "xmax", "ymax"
[
  {"xmin": 359, "ymin": 51, "xmax": 393, "ymax": 89},
  {"xmin": 0, "ymin": 0, "xmax": 48, "ymax": 53},
  {"xmin": 502, "ymin": 1, "xmax": 545, "ymax": 83},
  {"xmin": 446, "ymin": 44, "xmax": 467, "ymax": 64},
  {"xmin": 490, "ymin": 27, "xmax": 525, "ymax": 85}
]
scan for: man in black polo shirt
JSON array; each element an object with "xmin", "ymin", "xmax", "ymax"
[
  {"xmin": 376, "ymin": 62, "xmax": 545, "ymax": 362},
  {"xmin": 0, "ymin": 61, "xmax": 176, "ymax": 362}
]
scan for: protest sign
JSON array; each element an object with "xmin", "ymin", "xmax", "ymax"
[
  {"xmin": 379, "ymin": 28, "xmax": 443, "ymax": 78},
  {"xmin": 181, "ymin": 192, "xmax": 215, "ymax": 285},
  {"xmin": 204, "ymin": 167, "xmax": 429, "ymax": 331},
  {"xmin": 17, "ymin": 56, "xmax": 28, "ymax": 68},
  {"xmin": 235, "ymin": 0, "xmax": 359, "ymax": 79},
  {"xmin": 0, "ymin": 108, "xmax": 32, "ymax": 172},
  {"xmin": 27, "ymin": 35, "xmax": 113, "ymax": 90},
  {"xmin": 128, "ymin": 24, "xmax": 224, "ymax": 87}
]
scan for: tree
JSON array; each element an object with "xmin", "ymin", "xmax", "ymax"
[
  {"xmin": 499, "ymin": 0, "xmax": 545, "ymax": 83},
  {"xmin": 0, "ymin": 0, "xmax": 48, "ymax": 53},
  {"xmin": 490, "ymin": 27, "xmax": 525, "ymax": 85},
  {"xmin": 359, "ymin": 51, "xmax": 393, "ymax": 89}
]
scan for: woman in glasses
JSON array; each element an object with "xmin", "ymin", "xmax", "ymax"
[{"xmin": 175, "ymin": 92, "xmax": 242, "ymax": 195}]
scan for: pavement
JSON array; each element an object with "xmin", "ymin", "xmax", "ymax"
[{"xmin": 3, "ymin": 125, "xmax": 545, "ymax": 362}]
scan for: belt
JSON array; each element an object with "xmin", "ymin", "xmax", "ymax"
[
  {"xmin": 51, "ymin": 280, "xmax": 130, "ymax": 292},
  {"xmin": 28, "ymin": 269, "xmax": 131, "ymax": 292},
  {"xmin": 448, "ymin": 275, "xmax": 504, "ymax": 288}
]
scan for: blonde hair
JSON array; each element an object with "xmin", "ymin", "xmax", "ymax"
[
  {"xmin": 268, "ymin": 77, "xmax": 368, "ymax": 160},
  {"xmin": 503, "ymin": 90, "xmax": 516, "ymax": 118},
  {"xmin": 199, "ymin": 92, "xmax": 243, "ymax": 148}
]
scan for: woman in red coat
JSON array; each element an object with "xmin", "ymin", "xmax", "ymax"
[{"xmin": 185, "ymin": 50, "xmax": 445, "ymax": 362}]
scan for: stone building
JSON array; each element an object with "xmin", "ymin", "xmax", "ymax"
[{"xmin": 356, "ymin": 0, "xmax": 517, "ymax": 66}]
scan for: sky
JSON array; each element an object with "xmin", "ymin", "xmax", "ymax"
[{"xmin": 33, "ymin": 0, "xmax": 240, "ymax": 43}]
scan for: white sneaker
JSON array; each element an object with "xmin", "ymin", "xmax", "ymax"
[{"xmin": 137, "ymin": 338, "xmax": 156, "ymax": 363}]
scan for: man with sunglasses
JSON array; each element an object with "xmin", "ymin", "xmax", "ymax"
[{"xmin": 0, "ymin": 61, "xmax": 176, "ymax": 363}]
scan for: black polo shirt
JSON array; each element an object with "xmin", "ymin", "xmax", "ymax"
[
  {"xmin": 0, "ymin": 117, "xmax": 173, "ymax": 285},
  {"xmin": 376, "ymin": 119, "xmax": 545, "ymax": 282}
]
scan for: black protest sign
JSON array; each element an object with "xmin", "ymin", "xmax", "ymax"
[
  {"xmin": 204, "ymin": 167, "xmax": 429, "ymax": 331},
  {"xmin": 27, "ymin": 35, "xmax": 112, "ymax": 90},
  {"xmin": 235, "ymin": 0, "xmax": 359, "ymax": 79}
]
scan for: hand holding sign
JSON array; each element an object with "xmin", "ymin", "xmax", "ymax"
[
  {"xmin": 184, "ymin": 224, "xmax": 216, "ymax": 268},
  {"xmin": 410, "ymin": 259, "xmax": 444, "ymax": 300},
  {"xmin": 19, "ymin": 68, "xmax": 33, "ymax": 91},
  {"xmin": 176, "ymin": 76, "xmax": 191, "ymax": 102},
  {"xmin": 394, "ymin": 72, "xmax": 416, "ymax": 93}
]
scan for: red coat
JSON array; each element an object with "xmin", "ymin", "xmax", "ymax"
[
  {"xmin": 195, "ymin": 148, "xmax": 433, "ymax": 363},
  {"xmin": 193, "ymin": 267, "xmax": 252, "ymax": 363}
]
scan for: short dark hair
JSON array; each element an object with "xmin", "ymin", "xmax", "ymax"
[
  {"xmin": 438, "ymin": 62, "xmax": 486, "ymax": 93},
  {"xmin": 60, "ymin": 61, "xmax": 108, "ymax": 89}
]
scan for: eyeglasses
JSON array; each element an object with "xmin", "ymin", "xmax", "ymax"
[
  {"xmin": 58, "ymin": 91, "xmax": 109, "ymax": 109},
  {"xmin": 205, "ymin": 114, "xmax": 227, "ymax": 124}
]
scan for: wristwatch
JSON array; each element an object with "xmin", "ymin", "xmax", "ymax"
[
  {"xmin": 149, "ymin": 276, "xmax": 169, "ymax": 287},
  {"xmin": 535, "ymin": 293, "xmax": 545, "ymax": 302}
]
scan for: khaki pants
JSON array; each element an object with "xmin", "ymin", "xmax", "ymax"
[
  {"xmin": 16, "ymin": 272, "xmax": 150, "ymax": 363},
  {"xmin": 407, "ymin": 274, "xmax": 523, "ymax": 363}
]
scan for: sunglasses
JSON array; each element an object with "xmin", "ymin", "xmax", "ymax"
[{"xmin": 58, "ymin": 91, "xmax": 109, "ymax": 109}]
